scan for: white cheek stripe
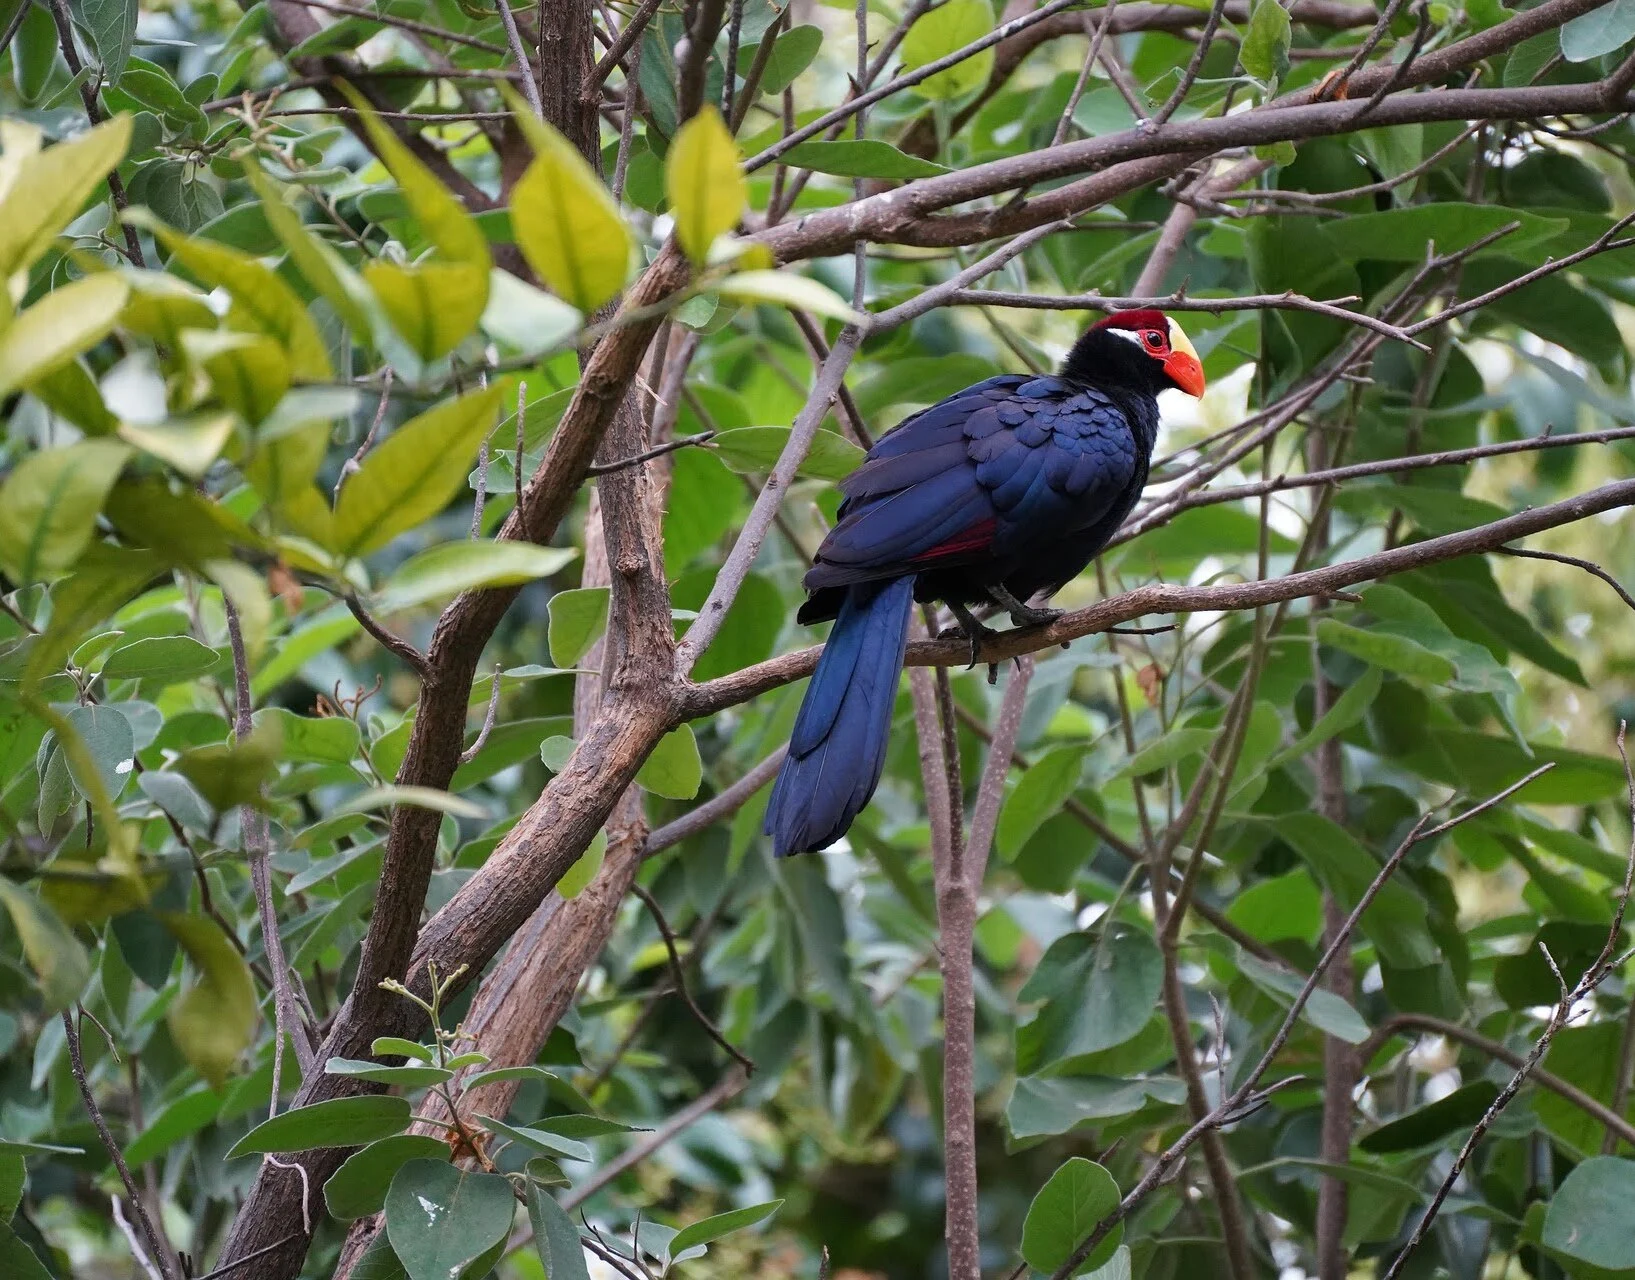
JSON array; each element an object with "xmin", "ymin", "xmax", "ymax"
[{"xmin": 1103, "ymin": 326, "xmax": 1145, "ymax": 348}]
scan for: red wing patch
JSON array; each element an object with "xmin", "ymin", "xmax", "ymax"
[{"xmin": 910, "ymin": 517, "xmax": 997, "ymax": 564}]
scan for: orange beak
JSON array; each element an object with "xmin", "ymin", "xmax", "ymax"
[{"xmin": 1162, "ymin": 319, "xmax": 1205, "ymax": 397}]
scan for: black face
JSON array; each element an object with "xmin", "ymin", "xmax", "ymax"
[{"xmin": 1061, "ymin": 324, "xmax": 1174, "ymax": 398}]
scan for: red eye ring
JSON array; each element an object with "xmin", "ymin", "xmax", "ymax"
[{"xmin": 1142, "ymin": 330, "xmax": 1165, "ymax": 349}]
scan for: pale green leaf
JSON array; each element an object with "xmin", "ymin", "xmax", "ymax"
[
  {"xmin": 899, "ymin": 0, "xmax": 994, "ymax": 100},
  {"xmin": 665, "ymin": 106, "xmax": 746, "ymax": 264},
  {"xmin": 160, "ymin": 913, "xmax": 258, "ymax": 1090},
  {"xmin": 0, "ymin": 439, "xmax": 131, "ymax": 583},
  {"xmin": 713, "ymin": 270, "xmax": 862, "ymax": 323},
  {"xmin": 0, "ymin": 879, "xmax": 90, "ymax": 1010},
  {"xmin": 0, "ymin": 114, "xmax": 131, "ymax": 277},
  {"xmin": 637, "ymin": 725, "xmax": 702, "ymax": 799},
  {"xmin": 0, "ymin": 273, "xmax": 130, "ymax": 398},
  {"xmin": 375, "ymin": 540, "xmax": 579, "ymax": 612}
]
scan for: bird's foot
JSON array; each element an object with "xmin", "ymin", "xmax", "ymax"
[
  {"xmin": 941, "ymin": 605, "xmax": 999, "ymax": 669},
  {"xmin": 1006, "ymin": 602, "xmax": 1063, "ymax": 629}
]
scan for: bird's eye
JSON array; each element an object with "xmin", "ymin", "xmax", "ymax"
[{"xmin": 1143, "ymin": 330, "xmax": 1164, "ymax": 349}]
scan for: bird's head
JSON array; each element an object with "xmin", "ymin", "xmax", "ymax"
[{"xmin": 1063, "ymin": 309, "xmax": 1206, "ymax": 400}]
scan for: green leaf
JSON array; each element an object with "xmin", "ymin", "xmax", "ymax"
[
  {"xmin": 998, "ymin": 746, "xmax": 1084, "ymax": 859},
  {"xmin": 180, "ymin": 329, "xmax": 291, "ymax": 426},
  {"xmin": 0, "ymin": 272, "xmax": 129, "ymax": 399},
  {"xmin": 0, "ymin": 879, "xmax": 90, "ymax": 1010},
  {"xmin": 899, "ymin": 0, "xmax": 994, "ymax": 99},
  {"xmin": 665, "ymin": 106, "xmax": 746, "ymax": 264},
  {"xmin": 748, "ymin": 23, "xmax": 822, "ymax": 94},
  {"xmin": 710, "ymin": 426, "xmax": 864, "ymax": 481},
  {"xmin": 0, "ymin": 1221, "xmax": 52, "ymax": 1280},
  {"xmin": 324, "ymin": 1057, "xmax": 455, "ymax": 1087},
  {"xmin": 352, "ymin": 1232, "xmax": 409, "ymax": 1280},
  {"xmin": 383, "ymin": 1160, "xmax": 515, "ymax": 1280},
  {"xmin": 475, "ymin": 1115, "xmax": 592, "ymax": 1163},
  {"xmin": 1358, "ymin": 1082, "xmax": 1499, "ymax": 1154},
  {"xmin": 1016, "ymin": 924, "xmax": 1164, "ymax": 1071},
  {"xmin": 637, "ymin": 725, "xmax": 703, "ymax": 799},
  {"xmin": 509, "ymin": 97, "xmax": 634, "ymax": 314},
  {"xmin": 1542, "ymin": 1157, "xmax": 1635, "ymax": 1268},
  {"xmin": 1263, "ymin": 665, "xmax": 1381, "ymax": 772},
  {"xmin": 175, "ymin": 721, "xmax": 282, "ymax": 811},
  {"xmin": 123, "ymin": 1088, "xmax": 222, "ymax": 1167},
  {"xmin": 547, "ymin": 587, "xmax": 610, "ymax": 667},
  {"xmin": 0, "ymin": 440, "xmax": 130, "ymax": 583},
  {"xmin": 138, "ymin": 219, "xmax": 333, "ymax": 380},
  {"xmin": 480, "ymin": 269, "xmax": 581, "ymax": 358},
  {"xmin": 325, "ymin": 1136, "xmax": 451, "ymax": 1221},
  {"xmin": 332, "ymin": 385, "xmax": 502, "ymax": 557},
  {"xmin": 62, "ymin": 703, "xmax": 134, "ymax": 801},
  {"xmin": 376, "ymin": 540, "xmax": 579, "ymax": 613},
  {"xmin": 118, "ymin": 413, "xmax": 237, "ymax": 479},
  {"xmin": 1236, "ymin": 952, "xmax": 1370, "ymax": 1044},
  {"xmin": 242, "ymin": 164, "xmax": 373, "ymax": 335},
  {"xmin": 666, "ymin": 1200, "xmax": 783, "ymax": 1259},
  {"xmin": 160, "ymin": 913, "xmax": 258, "ymax": 1090},
  {"xmin": 1006, "ymin": 1075, "xmax": 1186, "ymax": 1141},
  {"xmin": 540, "ymin": 735, "xmax": 577, "ymax": 772},
  {"xmin": 75, "ymin": 0, "xmax": 136, "ymax": 82},
  {"xmin": 226, "ymin": 1095, "xmax": 412, "ymax": 1158},
  {"xmin": 332, "ymin": 786, "xmax": 488, "ymax": 819},
  {"xmin": 0, "ymin": 114, "xmax": 131, "ymax": 277},
  {"xmin": 1021, "ymin": 1158, "xmax": 1123, "ymax": 1275},
  {"xmin": 780, "ymin": 139, "xmax": 948, "ymax": 180},
  {"xmin": 1239, "ymin": 0, "xmax": 1291, "ymax": 81},
  {"xmin": 1561, "ymin": 0, "xmax": 1635, "ymax": 60},
  {"xmin": 557, "ymin": 828, "xmax": 607, "ymax": 900},
  {"xmin": 714, "ymin": 270, "xmax": 862, "ymax": 323},
  {"xmin": 252, "ymin": 706, "xmax": 360, "ymax": 765},
  {"xmin": 1315, "ymin": 618, "xmax": 1455, "ymax": 684},
  {"xmin": 1319, "ymin": 205, "xmax": 1567, "ymax": 266},
  {"xmin": 366, "ymin": 260, "xmax": 491, "ymax": 363},
  {"xmin": 526, "ymin": 1180, "xmax": 591, "ymax": 1280},
  {"xmin": 1113, "ymin": 726, "xmax": 1214, "ymax": 782},
  {"xmin": 0, "ymin": 1151, "xmax": 23, "ymax": 1221}
]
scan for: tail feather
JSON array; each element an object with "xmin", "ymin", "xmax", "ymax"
[{"xmin": 765, "ymin": 576, "xmax": 915, "ymax": 856}]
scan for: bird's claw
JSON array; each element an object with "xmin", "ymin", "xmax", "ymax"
[{"xmin": 938, "ymin": 617, "xmax": 998, "ymax": 669}]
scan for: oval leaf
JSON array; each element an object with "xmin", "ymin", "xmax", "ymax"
[
  {"xmin": 665, "ymin": 106, "xmax": 746, "ymax": 264},
  {"xmin": 226, "ymin": 1095, "xmax": 412, "ymax": 1159}
]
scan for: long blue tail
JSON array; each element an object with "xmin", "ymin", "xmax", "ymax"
[{"xmin": 765, "ymin": 576, "xmax": 916, "ymax": 857}]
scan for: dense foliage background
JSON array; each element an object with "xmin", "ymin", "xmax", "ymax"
[{"xmin": 3, "ymin": 0, "xmax": 1635, "ymax": 1276}]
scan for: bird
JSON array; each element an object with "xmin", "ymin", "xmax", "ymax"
[{"xmin": 763, "ymin": 309, "xmax": 1205, "ymax": 858}]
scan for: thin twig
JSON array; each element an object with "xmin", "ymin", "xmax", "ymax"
[
  {"xmin": 588, "ymin": 430, "xmax": 716, "ymax": 474},
  {"xmin": 288, "ymin": 0, "xmax": 507, "ymax": 54},
  {"xmin": 336, "ymin": 370, "xmax": 392, "ymax": 499},
  {"xmin": 345, "ymin": 596, "xmax": 431, "ymax": 674},
  {"xmin": 46, "ymin": 0, "xmax": 145, "ymax": 268},
  {"xmin": 643, "ymin": 747, "xmax": 787, "ymax": 858},
  {"xmin": 111, "ymin": 1199, "xmax": 166, "ymax": 1280},
  {"xmin": 64, "ymin": 1010, "xmax": 178, "ymax": 1280},
  {"xmin": 588, "ymin": 0, "xmax": 662, "ymax": 90},
  {"xmin": 1501, "ymin": 546, "xmax": 1635, "ymax": 616},
  {"xmin": 630, "ymin": 884, "xmax": 755, "ymax": 1074},
  {"xmin": 561, "ymin": 1067, "xmax": 749, "ymax": 1210},
  {"xmin": 1154, "ymin": 0, "xmax": 1226, "ymax": 125},
  {"xmin": 459, "ymin": 665, "xmax": 504, "ymax": 765},
  {"xmin": 495, "ymin": 0, "xmax": 544, "ymax": 117},
  {"xmin": 1051, "ymin": 3, "xmax": 1117, "ymax": 149}
]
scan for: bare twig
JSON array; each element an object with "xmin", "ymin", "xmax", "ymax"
[
  {"xmin": 561, "ymin": 1068, "xmax": 749, "ymax": 1210},
  {"xmin": 46, "ymin": 0, "xmax": 145, "ymax": 268},
  {"xmin": 1381, "ymin": 737, "xmax": 1635, "ymax": 1278},
  {"xmin": 1154, "ymin": 0, "xmax": 1227, "ymax": 125},
  {"xmin": 1051, "ymin": 3, "xmax": 1118, "ymax": 149},
  {"xmin": 345, "ymin": 596, "xmax": 431, "ymax": 674},
  {"xmin": 496, "ymin": 0, "xmax": 544, "ymax": 117},
  {"xmin": 64, "ymin": 1010, "xmax": 178, "ymax": 1280},
  {"xmin": 336, "ymin": 371, "xmax": 393, "ymax": 499},
  {"xmin": 643, "ymin": 747, "xmax": 787, "ymax": 858},
  {"xmin": 1501, "ymin": 546, "xmax": 1635, "ymax": 616},
  {"xmin": 112, "ymin": 1199, "xmax": 166, "ymax": 1280},
  {"xmin": 588, "ymin": 430, "xmax": 716, "ymax": 475},
  {"xmin": 588, "ymin": 0, "xmax": 662, "ymax": 89},
  {"xmin": 630, "ymin": 884, "xmax": 754, "ymax": 1073},
  {"xmin": 288, "ymin": 0, "xmax": 506, "ymax": 53},
  {"xmin": 459, "ymin": 666, "xmax": 504, "ymax": 765}
]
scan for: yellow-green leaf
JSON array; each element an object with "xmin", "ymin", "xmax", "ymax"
[
  {"xmin": 0, "ymin": 879, "xmax": 90, "ymax": 1011},
  {"xmin": 509, "ymin": 99, "xmax": 633, "ymax": 313},
  {"xmin": 180, "ymin": 329, "xmax": 292, "ymax": 425},
  {"xmin": 713, "ymin": 270, "xmax": 862, "ymax": 323},
  {"xmin": 665, "ymin": 106, "xmax": 746, "ymax": 265},
  {"xmin": 637, "ymin": 724, "xmax": 702, "ymax": 799},
  {"xmin": 331, "ymin": 385, "xmax": 502, "ymax": 557},
  {"xmin": 119, "ymin": 271, "xmax": 216, "ymax": 348},
  {"xmin": 0, "ymin": 273, "xmax": 129, "ymax": 398},
  {"xmin": 161, "ymin": 913, "xmax": 258, "ymax": 1090},
  {"xmin": 0, "ymin": 439, "xmax": 131, "ymax": 583},
  {"xmin": 138, "ymin": 217, "xmax": 332, "ymax": 380},
  {"xmin": 0, "ymin": 114, "xmax": 131, "ymax": 278},
  {"xmin": 899, "ymin": 0, "xmax": 995, "ymax": 100},
  {"xmin": 338, "ymin": 85, "xmax": 489, "ymax": 269},
  {"xmin": 242, "ymin": 163, "xmax": 374, "ymax": 335},
  {"xmin": 363, "ymin": 260, "xmax": 488, "ymax": 363},
  {"xmin": 374, "ymin": 539, "xmax": 580, "ymax": 612},
  {"xmin": 557, "ymin": 828, "xmax": 607, "ymax": 899},
  {"xmin": 118, "ymin": 413, "xmax": 237, "ymax": 479}
]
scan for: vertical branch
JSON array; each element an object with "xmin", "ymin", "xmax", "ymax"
[{"xmin": 224, "ymin": 601, "xmax": 317, "ymax": 1085}]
